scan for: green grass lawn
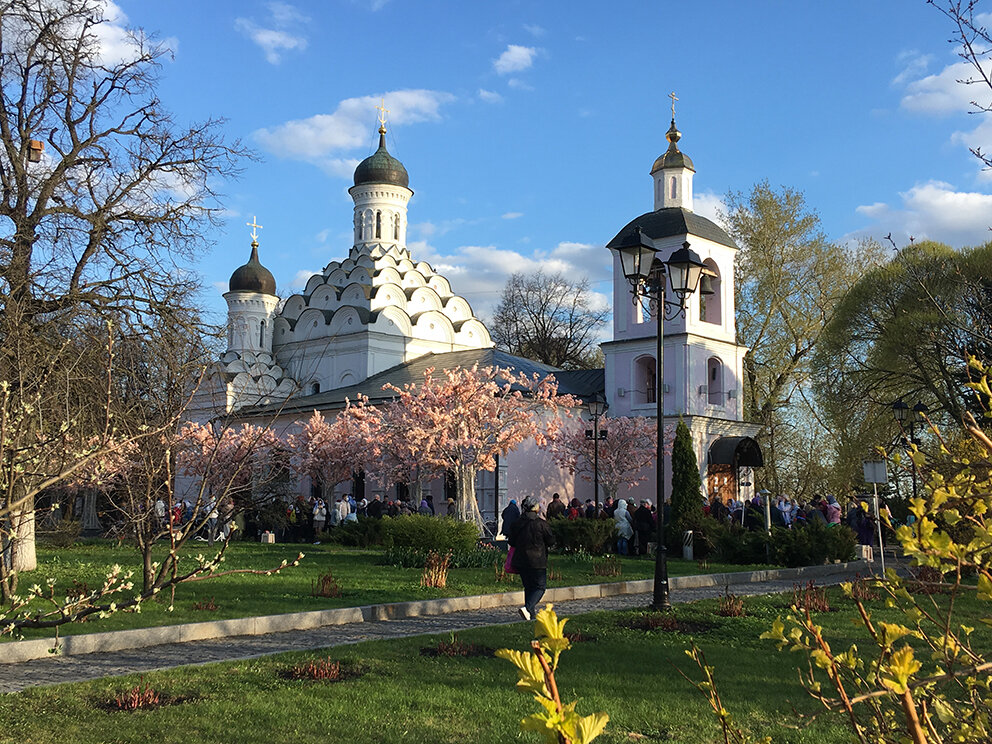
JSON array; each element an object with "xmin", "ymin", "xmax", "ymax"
[
  {"xmin": 2, "ymin": 586, "xmax": 986, "ymax": 744},
  {"xmin": 8, "ymin": 540, "xmax": 776, "ymax": 640}
]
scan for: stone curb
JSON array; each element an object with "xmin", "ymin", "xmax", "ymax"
[{"xmin": 0, "ymin": 560, "xmax": 867, "ymax": 665}]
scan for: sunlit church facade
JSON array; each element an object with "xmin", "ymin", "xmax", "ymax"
[{"xmin": 183, "ymin": 113, "xmax": 761, "ymax": 524}]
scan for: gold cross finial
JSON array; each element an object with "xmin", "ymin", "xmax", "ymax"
[
  {"xmin": 246, "ymin": 215, "xmax": 263, "ymax": 243},
  {"xmin": 669, "ymin": 91, "xmax": 679, "ymax": 120},
  {"xmin": 376, "ymin": 98, "xmax": 389, "ymax": 130}
]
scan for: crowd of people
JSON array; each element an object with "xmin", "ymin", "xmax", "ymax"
[
  {"xmin": 500, "ymin": 491, "xmax": 662, "ymax": 557},
  {"xmin": 258, "ymin": 492, "xmax": 462, "ymax": 544},
  {"xmin": 500, "ymin": 488, "xmax": 895, "ymax": 560},
  {"xmin": 705, "ymin": 492, "xmax": 892, "ymax": 546}
]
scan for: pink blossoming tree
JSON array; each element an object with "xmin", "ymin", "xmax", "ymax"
[
  {"xmin": 287, "ymin": 403, "xmax": 375, "ymax": 499},
  {"xmin": 380, "ymin": 365, "xmax": 575, "ymax": 530},
  {"xmin": 545, "ymin": 416, "xmax": 671, "ymax": 503}
]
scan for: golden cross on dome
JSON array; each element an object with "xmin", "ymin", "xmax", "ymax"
[
  {"xmin": 669, "ymin": 91, "xmax": 679, "ymax": 120},
  {"xmin": 376, "ymin": 98, "xmax": 389, "ymax": 129},
  {"xmin": 246, "ymin": 215, "xmax": 263, "ymax": 243}
]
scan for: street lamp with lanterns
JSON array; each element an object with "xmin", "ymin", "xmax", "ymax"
[
  {"xmin": 615, "ymin": 226, "xmax": 707, "ymax": 611},
  {"xmin": 891, "ymin": 399, "xmax": 929, "ymax": 500},
  {"xmin": 585, "ymin": 393, "xmax": 608, "ymax": 510}
]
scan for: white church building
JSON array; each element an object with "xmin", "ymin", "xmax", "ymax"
[{"xmin": 186, "ymin": 113, "xmax": 761, "ymax": 522}]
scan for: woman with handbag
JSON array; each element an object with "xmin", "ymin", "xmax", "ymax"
[{"xmin": 507, "ymin": 495, "xmax": 556, "ymax": 621}]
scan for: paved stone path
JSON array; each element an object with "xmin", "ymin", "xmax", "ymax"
[{"xmin": 0, "ymin": 570, "xmax": 864, "ymax": 695}]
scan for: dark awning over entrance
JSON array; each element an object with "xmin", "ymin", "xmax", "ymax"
[{"xmin": 708, "ymin": 436, "xmax": 764, "ymax": 468}]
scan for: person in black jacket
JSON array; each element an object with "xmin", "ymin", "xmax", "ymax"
[
  {"xmin": 632, "ymin": 500, "xmax": 655, "ymax": 556},
  {"xmin": 500, "ymin": 498, "xmax": 520, "ymax": 537},
  {"xmin": 508, "ymin": 495, "xmax": 555, "ymax": 620}
]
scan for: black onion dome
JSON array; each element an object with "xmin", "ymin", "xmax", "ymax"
[
  {"xmin": 353, "ymin": 127, "xmax": 409, "ymax": 188},
  {"xmin": 651, "ymin": 119, "xmax": 695, "ymax": 174},
  {"xmin": 229, "ymin": 242, "xmax": 276, "ymax": 294}
]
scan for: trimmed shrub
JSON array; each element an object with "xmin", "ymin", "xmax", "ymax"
[
  {"xmin": 700, "ymin": 517, "xmax": 856, "ymax": 567},
  {"xmin": 381, "ymin": 514, "xmax": 478, "ymax": 552},
  {"xmin": 381, "ymin": 545, "xmax": 498, "ymax": 568},
  {"xmin": 327, "ymin": 516, "xmax": 385, "ymax": 547},
  {"xmin": 38, "ymin": 519, "xmax": 81, "ymax": 548},
  {"xmin": 549, "ymin": 518, "xmax": 616, "ymax": 555}
]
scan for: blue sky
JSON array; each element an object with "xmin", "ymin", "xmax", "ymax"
[{"xmin": 110, "ymin": 0, "xmax": 992, "ymax": 324}]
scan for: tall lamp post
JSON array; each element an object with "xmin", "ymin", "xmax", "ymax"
[
  {"xmin": 891, "ymin": 399, "xmax": 928, "ymax": 500},
  {"xmin": 616, "ymin": 226, "xmax": 705, "ymax": 611},
  {"xmin": 585, "ymin": 393, "xmax": 608, "ymax": 510}
]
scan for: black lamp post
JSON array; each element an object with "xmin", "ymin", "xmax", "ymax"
[
  {"xmin": 891, "ymin": 399, "xmax": 929, "ymax": 500},
  {"xmin": 586, "ymin": 393, "xmax": 608, "ymax": 510},
  {"xmin": 616, "ymin": 226, "xmax": 705, "ymax": 611}
]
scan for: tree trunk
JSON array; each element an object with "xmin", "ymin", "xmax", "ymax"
[
  {"xmin": 142, "ymin": 541, "xmax": 155, "ymax": 594},
  {"xmin": 455, "ymin": 465, "xmax": 485, "ymax": 533},
  {"xmin": 11, "ymin": 495, "xmax": 37, "ymax": 572}
]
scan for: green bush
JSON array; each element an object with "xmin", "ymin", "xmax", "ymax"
[
  {"xmin": 381, "ymin": 545, "xmax": 499, "ymax": 568},
  {"xmin": 326, "ymin": 516, "xmax": 385, "ymax": 547},
  {"xmin": 549, "ymin": 519, "xmax": 617, "ymax": 555},
  {"xmin": 820, "ymin": 522, "xmax": 857, "ymax": 563},
  {"xmin": 381, "ymin": 514, "xmax": 478, "ymax": 553},
  {"xmin": 699, "ymin": 517, "xmax": 857, "ymax": 567},
  {"xmin": 37, "ymin": 519, "xmax": 81, "ymax": 548}
]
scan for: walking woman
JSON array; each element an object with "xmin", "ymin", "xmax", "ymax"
[{"xmin": 508, "ymin": 495, "xmax": 556, "ymax": 621}]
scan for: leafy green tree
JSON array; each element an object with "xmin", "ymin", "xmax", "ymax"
[
  {"xmin": 817, "ymin": 240, "xmax": 992, "ymax": 431},
  {"xmin": 723, "ymin": 181, "xmax": 887, "ymax": 496},
  {"xmin": 670, "ymin": 419, "xmax": 702, "ymax": 535}
]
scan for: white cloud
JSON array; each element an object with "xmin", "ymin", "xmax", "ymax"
[
  {"xmin": 501, "ymin": 211, "xmax": 523, "ymax": 220},
  {"xmin": 507, "ymin": 78, "xmax": 534, "ymax": 91},
  {"xmin": 85, "ymin": 1, "xmax": 177, "ymax": 65},
  {"xmin": 291, "ymin": 269, "xmax": 320, "ymax": 289},
  {"xmin": 268, "ymin": 1, "xmax": 307, "ymax": 26},
  {"xmin": 478, "ymin": 88, "xmax": 504, "ymax": 104},
  {"xmin": 493, "ymin": 44, "xmax": 538, "ymax": 75},
  {"xmin": 900, "ymin": 59, "xmax": 978, "ymax": 114},
  {"xmin": 523, "ymin": 24, "xmax": 546, "ymax": 37},
  {"xmin": 896, "ymin": 49, "xmax": 992, "ymax": 175},
  {"xmin": 851, "ymin": 180, "xmax": 992, "ymax": 247},
  {"xmin": 950, "ymin": 115, "xmax": 992, "ymax": 179},
  {"xmin": 235, "ymin": 3, "xmax": 309, "ymax": 64},
  {"xmin": 408, "ymin": 240, "xmax": 611, "ymax": 319},
  {"xmin": 254, "ymin": 89, "xmax": 455, "ymax": 174},
  {"xmin": 693, "ymin": 190, "xmax": 727, "ymax": 228},
  {"xmin": 892, "ymin": 50, "xmax": 933, "ymax": 87}
]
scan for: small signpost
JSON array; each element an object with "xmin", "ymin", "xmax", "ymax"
[{"xmin": 862, "ymin": 460, "xmax": 888, "ymax": 575}]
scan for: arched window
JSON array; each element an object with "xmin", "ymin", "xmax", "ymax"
[
  {"xmin": 700, "ymin": 259, "xmax": 722, "ymax": 325},
  {"xmin": 310, "ymin": 382, "xmax": 320, "ymax": 396},
  {"xmin": 707, "ymin": 357, "xmax": 724, "ymax": 405},
  {"xmin": 670, "ymin": 176, "xmax": 677, "ymax": 199},
  {"xmin": 362, "ymin": 210, "xmax": 373, "ymax": 240},
  {"xmin": 375, "ymin": 211, "xmax": 382, "ymax": 239},
  {"xmin": 259, "ymin": 319, "xmax": 266, "ymax": 347},
  {"xmin": 393, "ymin": 213, "xmax": 400, "ymax": 240},
  {"xmin": 635, "ymin": 355, "xmax": 657, "ymax": 405}
]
